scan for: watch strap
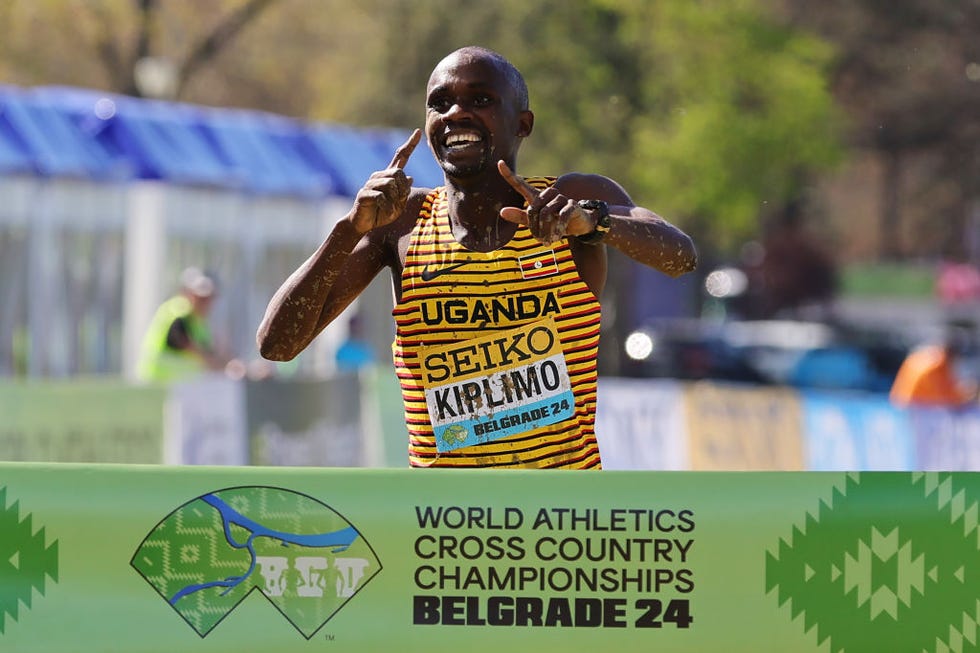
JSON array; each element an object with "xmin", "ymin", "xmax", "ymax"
[{"xmin": 575, "ymin": 199, "xmax": 611, "ymax": 245}]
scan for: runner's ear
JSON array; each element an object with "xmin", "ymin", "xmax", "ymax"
[{"xmin": 517, "ymin": 110, "xmax": 534, "ymax": 138}]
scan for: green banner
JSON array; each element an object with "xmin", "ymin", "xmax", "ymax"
[
  {"xmin": 0, "ymin": 381, "xmax": 165, "ymax": 463},
  {"xmin": 0, "ymin": 463, "xmax": 976, "ymax": 652}
]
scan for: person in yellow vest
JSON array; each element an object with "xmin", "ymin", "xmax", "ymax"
[
  {"xmin": 256, "ymin": 47, "xmax": 697, "ymax": 469},
  {"xmin": 137, "ymin": 267, "xmax": 230, "ymax": 383}
]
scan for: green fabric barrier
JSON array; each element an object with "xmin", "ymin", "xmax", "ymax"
[
  {"xmin": 1, "ymin": 463, "xmax": 976, "ymax": 651},
  {"xmin": 0, "ymin": 381, "xmax": 165, "ymax": 463}
]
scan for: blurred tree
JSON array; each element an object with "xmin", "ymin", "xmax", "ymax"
[
  {"xmin": 738, "ymin": 201, "xmax": 840, "ymax": 319},
  {"xmin": 603, "ymin": 0, "xmax": 844, "ymax": 255},
  {"xmin": 0, "ymin": 0, "xmax": 278, "ymax": 101},
  {"xmin": 785, "ymin": 0, "xmax": 980, "ymax": 261}
]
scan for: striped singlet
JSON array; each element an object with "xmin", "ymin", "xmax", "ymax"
[{"xmin": 392, "ymin": 178, "xmax": 603, "ymax": 469}]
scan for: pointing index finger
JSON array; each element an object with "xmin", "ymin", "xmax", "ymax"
[
  {"xmin": 390, "ymin": 129, "xmax": 421, "ymax": 169},
  {"xmin": 497, "ymin": 160, "xmax": 538, "ymax": 204}
]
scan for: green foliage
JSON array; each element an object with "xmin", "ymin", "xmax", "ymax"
[{"xmin": 614, "ymin": 0, "xmax": 844, "ymax": 251}]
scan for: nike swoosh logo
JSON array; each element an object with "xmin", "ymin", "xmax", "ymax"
[{"xmin": 421, "ymin": 261, "xmax": 470, "ymax": 281}]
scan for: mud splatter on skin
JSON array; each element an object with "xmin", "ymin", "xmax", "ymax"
[
  {"xmin": 605, "ymin": 216, "xmax": 697, "ymax": 278},
  {"xmin": 259, "ymin": 266, "xmax": 348, "ymax": 361}
]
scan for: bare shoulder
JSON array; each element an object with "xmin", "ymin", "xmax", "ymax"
[{"xmin": 554, "ymin": 172, "xmax": 632, "ymax": 205}]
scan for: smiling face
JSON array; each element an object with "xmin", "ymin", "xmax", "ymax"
[{"xmin": 425, "ymin": 49, "xmax": 533, "ymax": 181}]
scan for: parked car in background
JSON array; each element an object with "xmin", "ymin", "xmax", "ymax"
[{"xmin": 620, "ymin": 318, "xmax": 914, "ymax": 393}]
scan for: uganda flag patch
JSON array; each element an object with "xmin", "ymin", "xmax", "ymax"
[{"xmin": 518, "ymin": 250, "xmax": 558, "ymax": 279}]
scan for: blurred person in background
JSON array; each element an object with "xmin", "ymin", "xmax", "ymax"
[
  {"xmin": 256, "ymin": 46, "xmax": 696, "ymax": 469},
  {"xmin": 890, "ymin": 321, "xmax": 979, "ymax": 407},
  {"xmin": 137, "ymin": 267, "xmax": 235, "ymax": 383},
  {"xmin": 334, "ymin": 311, "xmax": 376, "ymax": 373}
]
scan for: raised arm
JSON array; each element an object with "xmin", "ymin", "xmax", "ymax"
[{"xmin": 256, "ymin": 130, "xmax": 421, "ymax": 361}]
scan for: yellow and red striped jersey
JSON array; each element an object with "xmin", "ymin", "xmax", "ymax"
[{"xmin": 392, "ymin": 178, "xmax": 603, "ymax": 469}]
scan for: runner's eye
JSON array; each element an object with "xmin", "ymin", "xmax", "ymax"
[{"xmin": 427, "ymin": 96, "xmax": 451, "ymax": 113}]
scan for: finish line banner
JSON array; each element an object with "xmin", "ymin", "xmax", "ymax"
[{"xmin": 1, "ymin": 464, "xmax": 977, "ymax": 652}]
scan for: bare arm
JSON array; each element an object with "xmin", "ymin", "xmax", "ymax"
[
  {"xmin": 497, "ymin": 162, "xmax": 697, "ymax": 295},
  {"xmin": 256, "ymin": 130, "xmax": 421, "ymax": 361}
]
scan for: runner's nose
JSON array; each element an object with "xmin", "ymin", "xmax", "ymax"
[{"xmin": 445, "ymin": 101, "xmax": 472, "ymax": 120}]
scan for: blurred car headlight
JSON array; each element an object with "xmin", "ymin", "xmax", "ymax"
[
  {"xmin": 625, "ymin": 331, "xmax": 655, "ymax": 361},
  {"xmin": 705, "ymin": 267, "xmax": 748, "ymax": 298}
]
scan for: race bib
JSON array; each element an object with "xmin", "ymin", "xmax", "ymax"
[{"xmin": 420, "ymin": 317, "xmax": 576, "ymax": 452}]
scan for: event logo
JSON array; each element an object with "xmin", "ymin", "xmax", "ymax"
[
  {"xmin": 766, "ymin": 473, "xmax": 980, "ymax": 652},
  {"xmin": 131, "ymin": 486, "xmax": 381, "ymax": 639},
  {"xmin": 0, "ymin": 486, "xmax": 59, "ymax": 634}
]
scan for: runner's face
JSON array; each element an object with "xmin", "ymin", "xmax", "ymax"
[{"xmin": 425, "ymin": 56, "xmax": 529, "ymax": 179}]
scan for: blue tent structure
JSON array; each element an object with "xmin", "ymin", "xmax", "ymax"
[{"xmin": 0, "ymin": 84, "xmax": 445, "ymax": 195}]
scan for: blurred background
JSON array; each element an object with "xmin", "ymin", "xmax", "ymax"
[{"xmin": 1, "ymin": 0, "xmax": 978, "ymax": 469}]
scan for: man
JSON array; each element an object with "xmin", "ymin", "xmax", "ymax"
[
  {"xmin": 137, "ymin": 267, "xmax": 230, "ymax": 383},
  {"xmin": 890, "ymin": 323, "xmax": 978, "ymax": 407},
  {"xmin": 257, "ymin": 46, "xmax": 697, "ymax": 468}
]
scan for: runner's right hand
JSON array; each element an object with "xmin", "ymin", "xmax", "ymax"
[{"xmin": 349, "ymin": 129, "xmax": 420, "ymax": 234}]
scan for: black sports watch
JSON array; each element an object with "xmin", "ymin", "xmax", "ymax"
[{"xmin": 575, "ymin": 199, "xmax": 611, "ymax": 245}]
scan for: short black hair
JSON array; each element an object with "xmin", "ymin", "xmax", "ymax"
[{"xmin": 447, "ymin": 46, "xmax": 529, "ymax": 111}]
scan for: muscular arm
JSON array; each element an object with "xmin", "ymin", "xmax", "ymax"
[
  {"xmin": 558, "ymin": 172, "xmax": 698, "ymax": 278},
  {"xmin": 498, "ymin": 163, "xmax": 697, "ymax": 296}
]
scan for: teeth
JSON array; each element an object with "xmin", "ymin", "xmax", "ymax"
[{"xmin": 446, "ymin": 133, "xmax": 481, "ymax": 146}]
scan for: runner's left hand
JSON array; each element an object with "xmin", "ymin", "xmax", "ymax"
[{"xmin": 497, "ymin": 160, "xmax": 594, "ymax": 245}]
